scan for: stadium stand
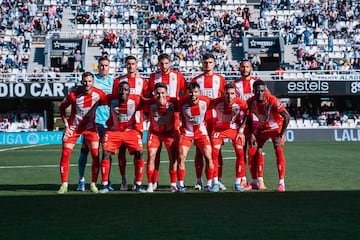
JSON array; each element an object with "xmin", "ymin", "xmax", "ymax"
[{"xmin": 0, "ymin": 0, "xmax": 360, "ymax": 131}]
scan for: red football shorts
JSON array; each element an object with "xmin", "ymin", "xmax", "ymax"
[
  {"xmin": 256, "ymin": 129, "xmax": 284, "ymax": 147},
  {"xmin": 212, "ymin": 128, "xmax": 243, "ymax": 146},
  {"xmin": 63, "ymin": 129, "xmax": 99, "ymax": 145},
  {"xmin": 147, "ymin": 132, "xmax": 178, "ymax": 149},
  {"xmin": 103, "ymin": 129, "xmax": 143, "ymax": 154},
  {"xmin": 179, "ymin": 134, "xmax": 211, "ymax": 148}
]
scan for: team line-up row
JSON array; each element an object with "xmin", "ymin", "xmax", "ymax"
[{"xmin": 56, "ymin": 53, "xmax": 290, "ymax": 194}]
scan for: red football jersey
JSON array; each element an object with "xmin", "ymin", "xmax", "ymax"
[
  {"xmin": 247, "ymin": 94, "xmax": 286, "ymax": 132},
  {"xmin": 178, "ymin": 96, "xmax": 210, "ymax": 137},
  {"xmin": 106, "ymin": 94, "xmax": 141, "ymax": 131},
  {"xmin": 142, "ymin": 96, "xmax": 178, "ymax": 135},
  {"xmin": 59, "ymin": 86, "xmax": 106, "ymax": 132},
  {"xmin": 210, "ymin": 97, "xmax": 248, "ymax": 130},
  {"xmin": 232, "ymin": 76, "xmax": 260, "ymax": 101},
  {"xmin": 148, "ymin": 70, "xmax": 186, "ymax": 99},
  {"xmin": 112, "ymin": 74, "xmax": 149, "ymax": 96}
]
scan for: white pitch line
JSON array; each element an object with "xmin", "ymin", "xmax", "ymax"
[
  {"xmin": 0, "ymin": 157, "xmax": 235, "ymax": 169},
  {"xmin": 0, "ymin": 144, "xmax": 49, "ymax": 152}
]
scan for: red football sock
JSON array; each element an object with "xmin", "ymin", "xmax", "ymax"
[
  {"xmin": 218, "ymin": 149, "xmax": 223, "ymax": 179},
  {"xmin": 177, "ymin": 168, "xmax": 186, "ymax": 181},
  {"xmin": 212, "ymin": 147, "xmax": 220, "ymax": 178},
  {"xmin": 194, "ymin": 148, "xmax": 203, "ymax": 179},
  {"xmin": 101, "ymin": 159, "xmax": 111, "ymax": 183},
  {"xmin": 275, "ymin": 146, "xmax": 286, "ymax": 180},
  {"xmin": 60, "ymin": 147, "xmax": 72, "ymax": 183},
  {"xmin": 235, "ymin": 148, "xmax": 245, "ymax": 178},
  {"xmin": 146, "ymin": 170, "xmax": 154, "ymax": 183},
  {"xmin": 90, "ymin": 148, "xmax": 99, "ymax": 183},
  {"xmin": 205, "ymin": 167, "xmax": 214, "ymax": 181},
  {"xmin": 169, "ymin": 170, "xmax": 177, "ymax": 184},
  {"xmin": 135, "ymin": 159, "xmax": 144, "ymax": 183},
  {"xmin": 247, "ymin": 146, "xmax": 257, "ymax": 179},
  {"xmin": 257, "ymin": 151, "xmax": 264, "ymax": 178},
  {"xmin": 153, "ymin": 149, "xmax": 161, "ymax": 183}
]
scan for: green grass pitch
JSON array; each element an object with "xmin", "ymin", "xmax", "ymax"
[{"xmin": 0, "ymin": 142, "xmax": 359, "ymax": 239}]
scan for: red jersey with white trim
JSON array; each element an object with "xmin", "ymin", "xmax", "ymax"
[
  {"xmin": 247, "ymin": 94, "xmax": 285, "ymax": 132},
  {"xmin": 59, "ymin": 87, "xmax": 106, "ymax": 131},
  {"xmin": 142, "ymin": 96, "xmax": 178, "ymax": 135},
  {"xmin": 178, "ymin": 96, "xmax": 210, "ymax": 137},
  {"xmin": 106, "ymin": 94, "xmax": 141, "ymax": 132},
  {"xmin": 112, "ymin": 74, "xmax": 149, "ymax": 96},
  {"xmin": 210, "ymin": 97, "xmax": 248, "ymax": 130},
  {"xmin": 192, "ymin": 73, "xmax": 226, "ymax": 120},
  {"xmin": 148, "ymin": 70, "xmax": 186, "ymax": 99},
  {"xmin": 232, "ymin": 76, "xmax": 260, "ymax": 101},
  {"xmin": 191, "ymin": 73, "xmax": 226, "ymax": 99}
]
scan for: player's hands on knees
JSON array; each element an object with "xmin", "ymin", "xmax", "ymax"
[
  {"xmin": 249, "ymin": 133, "xmax": 257, "ymax": 146},
  {"xmin": 63, "ymin": 127, "xmax": 73, "ymax": 141},
  {"xmin": 274, "ymin": 134, "xmax": 283, "ymax": 148},
  {"xmin": 236, "ymin": 133, "xmax": 245, "ymax": 146}
]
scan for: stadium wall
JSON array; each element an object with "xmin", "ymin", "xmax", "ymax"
[{"xmin": 1, "ymin": 128, "xmax": 360, "ymax": 145}]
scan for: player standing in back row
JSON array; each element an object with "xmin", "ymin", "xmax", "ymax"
[
  {"xmin": 112, "ymin": 55, "xmax": 149, "ymax": 191},
  {"xmin": 76, "ymin": 56, "xmax": 115, "ymax": 192},
  {"xmin": 191, "ymin": 53, "xmax": 226, "ymax": 191},
  {"xmin": 232, "ymin": 59, "xmax": 262, "ymax": 189},
  {"xmin": 148, "ymin": 53, "xmax": 187, "ymax": 190}
]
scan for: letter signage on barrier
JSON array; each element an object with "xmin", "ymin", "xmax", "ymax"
[
  {"xmin": 0, "ymin": 82, "xmax": 76, "ymax": 99},
  {"xmin": 1, "ymin": 129, "xmax": 360, "ymax": 145},
  {"xmin": 267, "ymin": 80, "xmax": 360, "ymax": 96}
]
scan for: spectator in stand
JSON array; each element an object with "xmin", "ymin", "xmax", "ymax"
[
  {"xmin": 251, "ymin": 54, "xmax": 261, "ymax": 72},
  {"xmin": 73, "ymin": 49, "xmax": 82, "ymax": 72}
]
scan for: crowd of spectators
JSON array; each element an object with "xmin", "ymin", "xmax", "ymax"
[
  {"xmin": 287, "ymin": 102, "xmax": 360, "ymax": 128},
  {"xmin": 0, "ymin": 0, "xmax": 65, "ymax": 75},
  {"xmin": 259, "ymin": 0, "xmax": 360, "ymax": 71},
  {"xmin": 74, "ymin": 0, "xmax": 253, "ymax": 73},
  {"xmin": 0, "ymin": 112, "xmax": 40, "ymax": 132}
]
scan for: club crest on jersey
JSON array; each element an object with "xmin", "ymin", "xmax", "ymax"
[
  {"xmin": 232, "ymin": 107, "xmax": 240, "ymax": 115},
  {"xmin": 129, "ymin": 103, "xmax": 135, "ymax": 110}
]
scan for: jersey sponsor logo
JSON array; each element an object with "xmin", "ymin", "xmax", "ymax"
[
  {"xmin": 204, "ymin": 89, "xmax": 213, "ymax": 98},
  {"xmin": 189, "ymin": 116, "xmax": 201, "ymax": 124},
  {"xmin": 0, "ymin": 82, "xmax": 75, "ymax": 99}
]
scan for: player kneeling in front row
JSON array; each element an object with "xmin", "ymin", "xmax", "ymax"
[
  {"xmin": 246, "ymin": 80, "xmax": 290, "ymax": 192},
  {"xmin": 210, "ymin": 83, "xmax": 248, "ymax": 192},
  {"xmin": 57, "ymin": 72, "xmax": 107, "ymax": 194},
  {"xmin": 142, "ymin": 83, "xmax": 179, "ymax": 192},
  {"xmin": 99, "ymin": 81, "xmax": 146, "ymax": 193}
]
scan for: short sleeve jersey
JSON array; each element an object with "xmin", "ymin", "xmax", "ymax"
[
  {"xmin": 191, "ymin": 73, "xmax": 226, "ymax": 99},
  {"xmin": 106, "ymin": 94, "xmax": 141, "ymax": 132},
  {"xmin": 247, "ymin": 94, "xmax": 286, "ymax": 132},
  {"xmin": 149, "ymin": 70, "xmax": 186, "ymax": 99},
  {"xmin": 142, "ymin": 96, "xmax": 178, "ymax": 135},
  {"xmin": 112, "ymin": 75, "xmax": 149, "ymax": 96},
  {"xmin": 210, "ymin": 97, "xmax": 248, "ymax": 130},
  {"xmin": 59, "ymin": 87, "xmax": 106, "ymax": 132},
  {"xmin": 178, "ymin": 96, "xmax": 210, "ymax": 137},
  {"xmin": 232, "ymin": 76, "xmax": 260, "ymax": 101}
]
